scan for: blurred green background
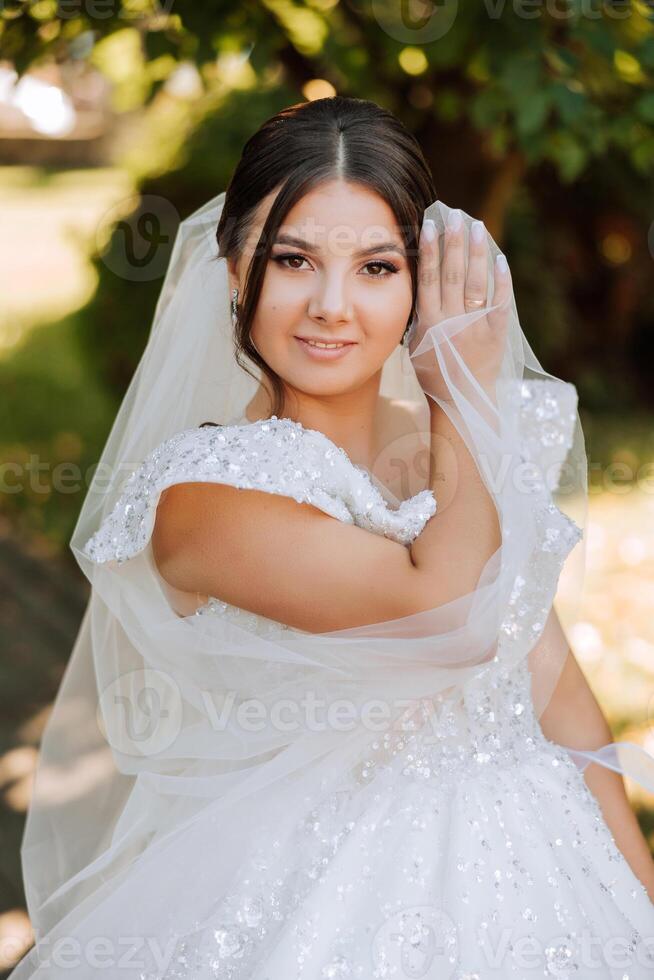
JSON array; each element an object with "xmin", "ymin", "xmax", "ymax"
[{"xmin": 1, "ymin": 0, "xmax": 654, "ymax": 971}]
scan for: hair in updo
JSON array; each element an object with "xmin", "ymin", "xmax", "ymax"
[{"xmin": 210, "ymin": 95, "xmax": 436, "ymax": 422}]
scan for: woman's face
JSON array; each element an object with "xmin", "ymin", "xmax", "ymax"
[{"xmin": 229, "ymin": 179, "xmax": 413, "ymax": 401}]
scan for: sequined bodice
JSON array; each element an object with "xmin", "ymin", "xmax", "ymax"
[
  {"xmin": 188, "ymin": 413, "xmax": 436, "ymax": 625},
  {"xmin": 83, "ymin": 413, "xmax": 437, "ymax": 565}
]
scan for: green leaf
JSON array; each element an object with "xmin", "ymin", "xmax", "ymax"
[
  {"xmin": 521, "ymin": 129, "xmax": 547, "ymax": 165},
  {"xmin": 434, "ymin": 90, "xmax": 462, "ymax": 122},
  {"xmin": 547, "ymin": 131, "xmax": 588, "ymax": 182},
  {"xmin": 586, "ymin": 122, "xmax": 608, "ymax": 156},
  {"xmin": 638, "ymin": 36, "xmax": 654, "ymax": 70},
  {"xmin": 470, "ymin": 88, "xmax": 506, "ymax": 129},
  {"xmin": 607, "ymin": 115, "xmax": 636, "ymax": 145},
  {"xmin": 632, "ymin": 135, "xmax": 654, "ymax": 173},
  {"xmin": 554, "ymin": 46, "xmax": 580, "ymax": 74},
  {"xmin": 487, "ymin": 125, "xmax": 509, "ymax": 156},
  {"xmin": 500, "ymin": 53, "xmax": 540, "ymax": 95},
  {"xmin": 550, "ymin": 83, "xmax": 586, "ymax": 125},
  {"xmin": 635, "ymin": 92, "xmax": 654, "ymax": 124},
  {"xmin": 581, "ymin": 24, "xmax": 617, "ymax": 61},
  {"xmin": 515, "ymin": 89, "xmax": 551, "ymax": 136}
]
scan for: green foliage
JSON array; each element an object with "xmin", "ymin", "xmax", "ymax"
[
  {"xmin": 0, "ymin": 313, "xmax": 115, "ymax": 547},
  {"xmin": 3, "ymin": 1, "xmax": 654, "ymax": 184}
]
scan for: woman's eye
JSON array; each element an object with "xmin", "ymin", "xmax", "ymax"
[
  {"xmin": 362, "ymin": 260, "xmax": 399, "ymax": 278},
  {"xmin": 272, "ymin": 253, "xmax": 310, "ymax": 270},
  {"xmin": 272, "ymin": 254, "xmax": 399, "ymax": 277}
]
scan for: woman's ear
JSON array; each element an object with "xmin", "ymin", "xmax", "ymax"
[{"xmin": 227, "ymin": 255, "xmax": 240, "ymax": 295}]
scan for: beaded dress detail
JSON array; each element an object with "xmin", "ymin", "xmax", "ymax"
[
  {"xmin": 83, "ymin": 414, "xmax": 437, "ymax": 563},
  {"xmin": 78, "ymin": 392, "xmax": 654, "ymax": 980}
]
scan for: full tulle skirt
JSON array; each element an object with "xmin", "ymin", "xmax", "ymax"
[{"xmin": 10, "ymin": 730, "xmax": 654, "ymax": 980}]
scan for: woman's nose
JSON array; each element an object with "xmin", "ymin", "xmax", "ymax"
[{"xmin": 307, "ymin": 272, "xmax": 353, "ymax": 323}]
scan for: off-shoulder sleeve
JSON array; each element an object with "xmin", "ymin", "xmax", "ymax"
[
  {"xmin": 287, "ymin": 424, "xmax": 436, "ymax": 547},
  {"xmin": 82, "ymin": 418, "xmax": 438, "ymax": 565},
  {"xmin": 82, "ymin": 422, "xmax": 355, "ymax": 565}
]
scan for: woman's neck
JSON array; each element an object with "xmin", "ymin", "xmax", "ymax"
[{"xmin": 244, "ymin": 380, "xmax": 384, "ymax": 473}]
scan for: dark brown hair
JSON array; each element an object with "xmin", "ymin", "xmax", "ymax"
[{"xmin": 207, "ymin": 95, "xmax": 436, "ymax": 423}]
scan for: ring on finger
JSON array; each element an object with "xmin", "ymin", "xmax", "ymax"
[{"xmin": 464, "ymin": 297, "xmax": 486, "ymax": 310}]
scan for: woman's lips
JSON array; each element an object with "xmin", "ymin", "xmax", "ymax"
[{"xmin": 295, "ymin": 337, "xmax": 356, "ymax": 361}]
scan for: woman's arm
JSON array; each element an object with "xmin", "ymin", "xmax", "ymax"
[
  {"xmin": 407, "ymin": 210, "xmax": 507, "ymax": 602},
  {"xmin": 539, "ymin": 623, "xmax": 654, "ymax": 900},
  {"xmin": 152, "ymin": 389, "xmax": 502, "ymax": 631},
  {"xmin": 408, "ymin": 399, "xmax": 501, "ymax": 602}
]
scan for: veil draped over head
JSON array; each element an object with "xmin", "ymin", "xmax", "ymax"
[{"xmin": 15, "ymin": 191, "xmax": 654, "ymax": 971}]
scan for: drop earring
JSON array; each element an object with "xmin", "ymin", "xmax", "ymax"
[
  {"xmin": 231, "ymin": 287, "xmax": 239, "ymax": 328},
  {"xmin": 401, "ymin": 317, "xmax": 416, "ymax": 348}
]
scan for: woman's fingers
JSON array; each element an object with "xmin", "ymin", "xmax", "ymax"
[
  {"xmin": 416, "ymin": 207, "xmax": 509, "ymax": 342},
  {"xmin": 416, "ymin": 216, "xmax": 441, "ymax": 327},
  {"xmin": 487, "ymin": 253, "xmax": 511, "ymax": 332},
  {"xmin": 441, "ymin": 208, "xmax": 465, "ymax": 315},
  {"xmin": 464, "ymin": 220, "xmax": 488, "ymax": 313}
]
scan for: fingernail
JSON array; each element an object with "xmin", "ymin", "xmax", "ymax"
[
  {"xmin": 447, "ymin": 208, "xmax": 462, "ymax": 232},
  {"xmin": 421, "ymin": 218, "xmax": 436, "ymax": 243},
  {"xmin": 496, "ymin": 253, "xmax": 508, "ymax": 275},
  {"xmin": 471, "ymin": 220, "xmax": 485, "ymax": 244}
]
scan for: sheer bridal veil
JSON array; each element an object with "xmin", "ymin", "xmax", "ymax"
[{"xmin": 14, "ymin": 190, "xmax": 654, "ymax": 971}]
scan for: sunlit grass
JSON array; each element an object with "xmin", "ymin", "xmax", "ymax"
[
  {"xmin": 0, "ymin": 166, "xmax": 134, "ymax": 353},
  {"xmin": 558, "ymin": 485, "xmax": 654, "ymax": 815},
  {"xmin": 0, "ymin": 166, "xmax": 133, "ymax": 550}
]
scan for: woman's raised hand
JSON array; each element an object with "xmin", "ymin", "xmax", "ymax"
[{"xmin": 409, "ymin": 207, "xmax": 512, "ymax": 402}]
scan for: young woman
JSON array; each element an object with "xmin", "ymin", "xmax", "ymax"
[{"xmin": 12, "ymin": 96, "xmax": 654, "ymax": 979}]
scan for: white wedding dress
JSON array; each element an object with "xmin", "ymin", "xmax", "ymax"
[{"xmin": 69, "ymin": 411, "xmax": 654, "ymax": 980}]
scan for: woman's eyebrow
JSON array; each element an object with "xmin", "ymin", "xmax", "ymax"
[{"xmin": 273, "ymin": 233, "xmax": 406, "ymax": 258}]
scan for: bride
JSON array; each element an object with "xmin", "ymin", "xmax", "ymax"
[{"xmin": 10, "ymin": 95, "xmax": 654, "ymax": 979}]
